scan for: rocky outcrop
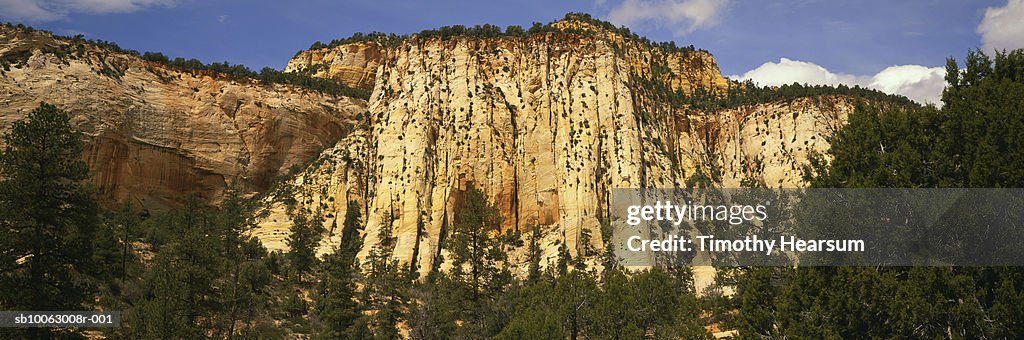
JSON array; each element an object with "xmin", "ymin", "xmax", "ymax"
[
  {"xmin": 286, "ymin": 42, "xmax": 383, "ymax": 92},
  {"xmin": 255, "ymin": 19, "xmax": 854, "ymax": 278},
  {"xmin": 678, "ymin": 96, "xmax": 852, "ymax": 188},
  {"xmin": 0, "ymin": 26, "xmax": 367, "ymax": 208},
  {"xmin": 250, "ymin": 131, "xmax": 372, "ymax": 256}
]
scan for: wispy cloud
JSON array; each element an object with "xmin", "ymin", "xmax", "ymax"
[
  {"xmin": 0, "ymin": 0, "xmax": 177, "ymax": 21},
  {"xmin": 731, "ymin": 58, "xmax": 946, "ymax": 105},
  {"xmin": 606, "ymin": 0, "xmax": 729, "ymax": 36},
  {"xmin": 978, "ymin": 0, "xmax": 1024, "ymax": 52},
  {"xmin": 58, "ymin": 27, "xmax": 90, "ymax": 36}
]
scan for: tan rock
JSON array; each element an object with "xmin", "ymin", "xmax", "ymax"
[
  {"xmin": 0, "ymin": 22, "xmax": 854, "ymax": 280},
  {"xmin": 258, "ymin": 20, "xmax": 853, "ymax": 279},
  {"xmin": 285, "ymin": 42, "xmax": 383, "ymax": 92},
  {"xmin": 0, "ymin": 26, "xmax": 367, "ymax": 208}
]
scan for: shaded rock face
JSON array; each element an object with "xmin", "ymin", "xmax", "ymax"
[
  {"xmin": 0, "ymin": 26, "xmax": 367, "ymax": 208},
  {"xmin": 256, "ymin": 22, "xmax": 855, "ymax": 278}
]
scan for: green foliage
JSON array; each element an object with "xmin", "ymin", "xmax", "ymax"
[
  {"xmin": 726, "ymin": 49, "xmax": 1024, "ymax": 338},
  {"xmin": 417, "ymin": 24, "xmax": 507, "ymax": 40},
  {"xmin": 297, "ymin": 11, "xmax": 708, "ymax": 63},
  {"xmin": 0, "ymin": 104, "xmax": 284, "ymax": 338},
  {"xmin": 287, "ymin": 209, "xmax": 325, "ymax": 275},
  {"xmin": 938, "ymin": 49, "xmax": 1024, "ymax": 187},
  {"xmin": 0, "ymin": 128, "xmax": 716, "ymax": 339},
  {"xmin": 128, "ymin": 196, "xmax": 221, "ymax": 338},
  {"xmin": 499, "ymin": 268, "xmax": 710, "ymax": 339},
  {"xmin": 12, "ymin": 21, "xmax": 1024, "ymax": 340},
  {"xmin": 0, "ymin": 103, "xmax": 107, "ymax": 338},
  {"xmin": 728, "ymin": 266, "xmax": 1024, "ymax": 338},
  {"xmin": 88, "ymin": 188, "xmax": 284, "ymax": 339},
  {"xmin": 557, "ymin": 12, "xmax": 703, "ymax": 54},
  {"xmin": 448, "ymin": 184, "xmax": 508, "ymax": 300},
  {"xmin": 123, "ymin": 192, "xmax": 274, "ymax": 339},
  {"xmin": 306, "ymin": 31, "xmax": 405, "ymax": 51},
  {"xmin": 807, "ymin": 49, "xmax": 1024, "ymax": 188},
  {"xmin": 256, "ymin": 67, "xmax": 370, "ymax": 98},
  {"xmin": 101, "ymin": 203, "xmax": 139, "ymax": 283},
  {"xmin": 410, "ymin": 183, "xmax": 514, "ymax": 338},
  {"xmin": 805, "ymin": 103, "xmax": 942, "ymax": 187},
  {"xmin": 361, "ymin": 212, "xmax": 410, "ymax": 338},
  {"xmin": 643, "ymin": 77, "xmax": 917, "ymax": 115},
  {"xmin": 314, "ymin": 201, "xmax": 365, "ymax": 339},
  {"xmin": 526, "ymin": 225, "xmax": 542, "ymax": 282}
]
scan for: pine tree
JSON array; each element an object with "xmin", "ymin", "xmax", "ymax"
[
  {"xmin": 287, "ymin": 208, "xmax": 325, "ymax": 275},
  {"xmin": 449, "ymin": 184, "xmax": 504, "ymax": 299},
  {"xmin": 780, "ymin": 49, "xmax": 1024, "ymax": 338},
  {"xmin": 431, "ymin": 183, "xmax": 512, "ymax": 337},
  {"xmin": 0, "ymin": 103, "xmax": 104, "ymax": 338},
  {"xmin": 362, "ymin": 212, "xmax": 409, "ymax": 338},
  {"xmin": 213, "ymin": 186, "xmax": 272, "ymax": 338},
  {"xmin": 526, "ymin": 225, "xmax": 542, "ymax": 282},
  {"xmin": 129, "ymin": 195, "xmax": 220, "ymax": 338},
  {"xmin": 315, "ymin": 201, "xmax": 364, "ymax": 338}
]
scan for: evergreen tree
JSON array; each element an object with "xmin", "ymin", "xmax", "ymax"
[
  {"xmin": 0, "ymin": 103, "xmax": 104, "ymax": 338},
  {"xmin": 361, "ymin": 212, "xmax": 409, "ymax": 339},
  {"xmin": 213, "ymin": 186, "xmax": 272, "ymax": 338},
  {"xmin": 287, "ymin": 209, "xmax": 325, "ymax": 275},
  {"xmin": 427, "ymin": 183, "xmax": 513, "ymax": 337},
  {"xmin": 315, "ymin": 201, "xmax": 364, "ymax": 339},
  {"xmin": 457, "ymin": 184, "xmax": 510, "ymax": 331},
  {"xmin": 129, "ymin": 196, "xmax": 220, "ymax": 338},
  {"xmin": 526, "ymin": 225, "xmax": 542, "ymax": 283},
  {"xmin": 750, "ymin": 48, "xmax": 1024, "ymax": 338},
  {"xmin": 449, "ymin": 184, "xmax": 505, "ymax": 299},
  {"xmin": 105, "ymin": 202, "xmax": 139, "ymax": 282}
]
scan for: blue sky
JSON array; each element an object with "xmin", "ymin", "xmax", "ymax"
[{"xmin": 3, "ymin": 0, "xmax": 1023, "ymax": 104}]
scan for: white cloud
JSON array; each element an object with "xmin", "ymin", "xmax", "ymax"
[
  {"xmin": 866, "ymin": 65, "xmax": 946, "ymax": 105},
  {"xmin": 607, "ymin": 0, "xmax": 729, "ymax": 36},
  {"xmin": 0, "ymin": 0, "xmax": 62, "ymax": 20},
  {"xmin": 731, "ymin": 58, "xmax": 865, "ymax": 87},
  {"xmin": 732, "ymin": 58, "xmax": 946, "ymax": 105},
  {"xmin": 0, "ymin": 0, "xmax": 176, "ymax": 21},
  {"xmin": 978, "ymin": 0, "xmax": 1024, "ymax": 52}
]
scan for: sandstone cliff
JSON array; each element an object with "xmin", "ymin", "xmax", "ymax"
[
  {"xmin": 0, "ymin": 20, "xmax": 861, "ymax": 279},
  {"xmin": 286, "ymin": 41, "xmax": 383, "ymax": 92},
  {"xmin": 255, "ymin": 19, "xmax": 855, "ymax": 278},
  {"xmin": 0, "ymin": 25, "xmax": 367, "ymax": 208}
]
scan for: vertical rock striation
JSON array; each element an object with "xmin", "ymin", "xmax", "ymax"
[
  {"xmin": 257, "ymin": 19, "xmax": 856, "ymax": 278},
  {"xmin": 0, "ymin": 20, "xmax": 859, "ymax": 278}
]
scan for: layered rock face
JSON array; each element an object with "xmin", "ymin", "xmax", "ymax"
[
  {"xmin": 286, "ymin": 42, "xmax": 383, "ymax": 92},
  {"xmin": 256, "ymin": 21, "xmax": 854, "ymax": 278},
  {"xmin": 0, "ymin": 26, "xmax": 367, "ymax": 208}
]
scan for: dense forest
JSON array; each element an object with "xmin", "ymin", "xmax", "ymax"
[
  {"xmin": 721, "ymin": 49, "xmax": 1024, "ymax": 338},
  {"xmin": 1, "ymin": 43, "xmax": 1023, "ymax": 338}
]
